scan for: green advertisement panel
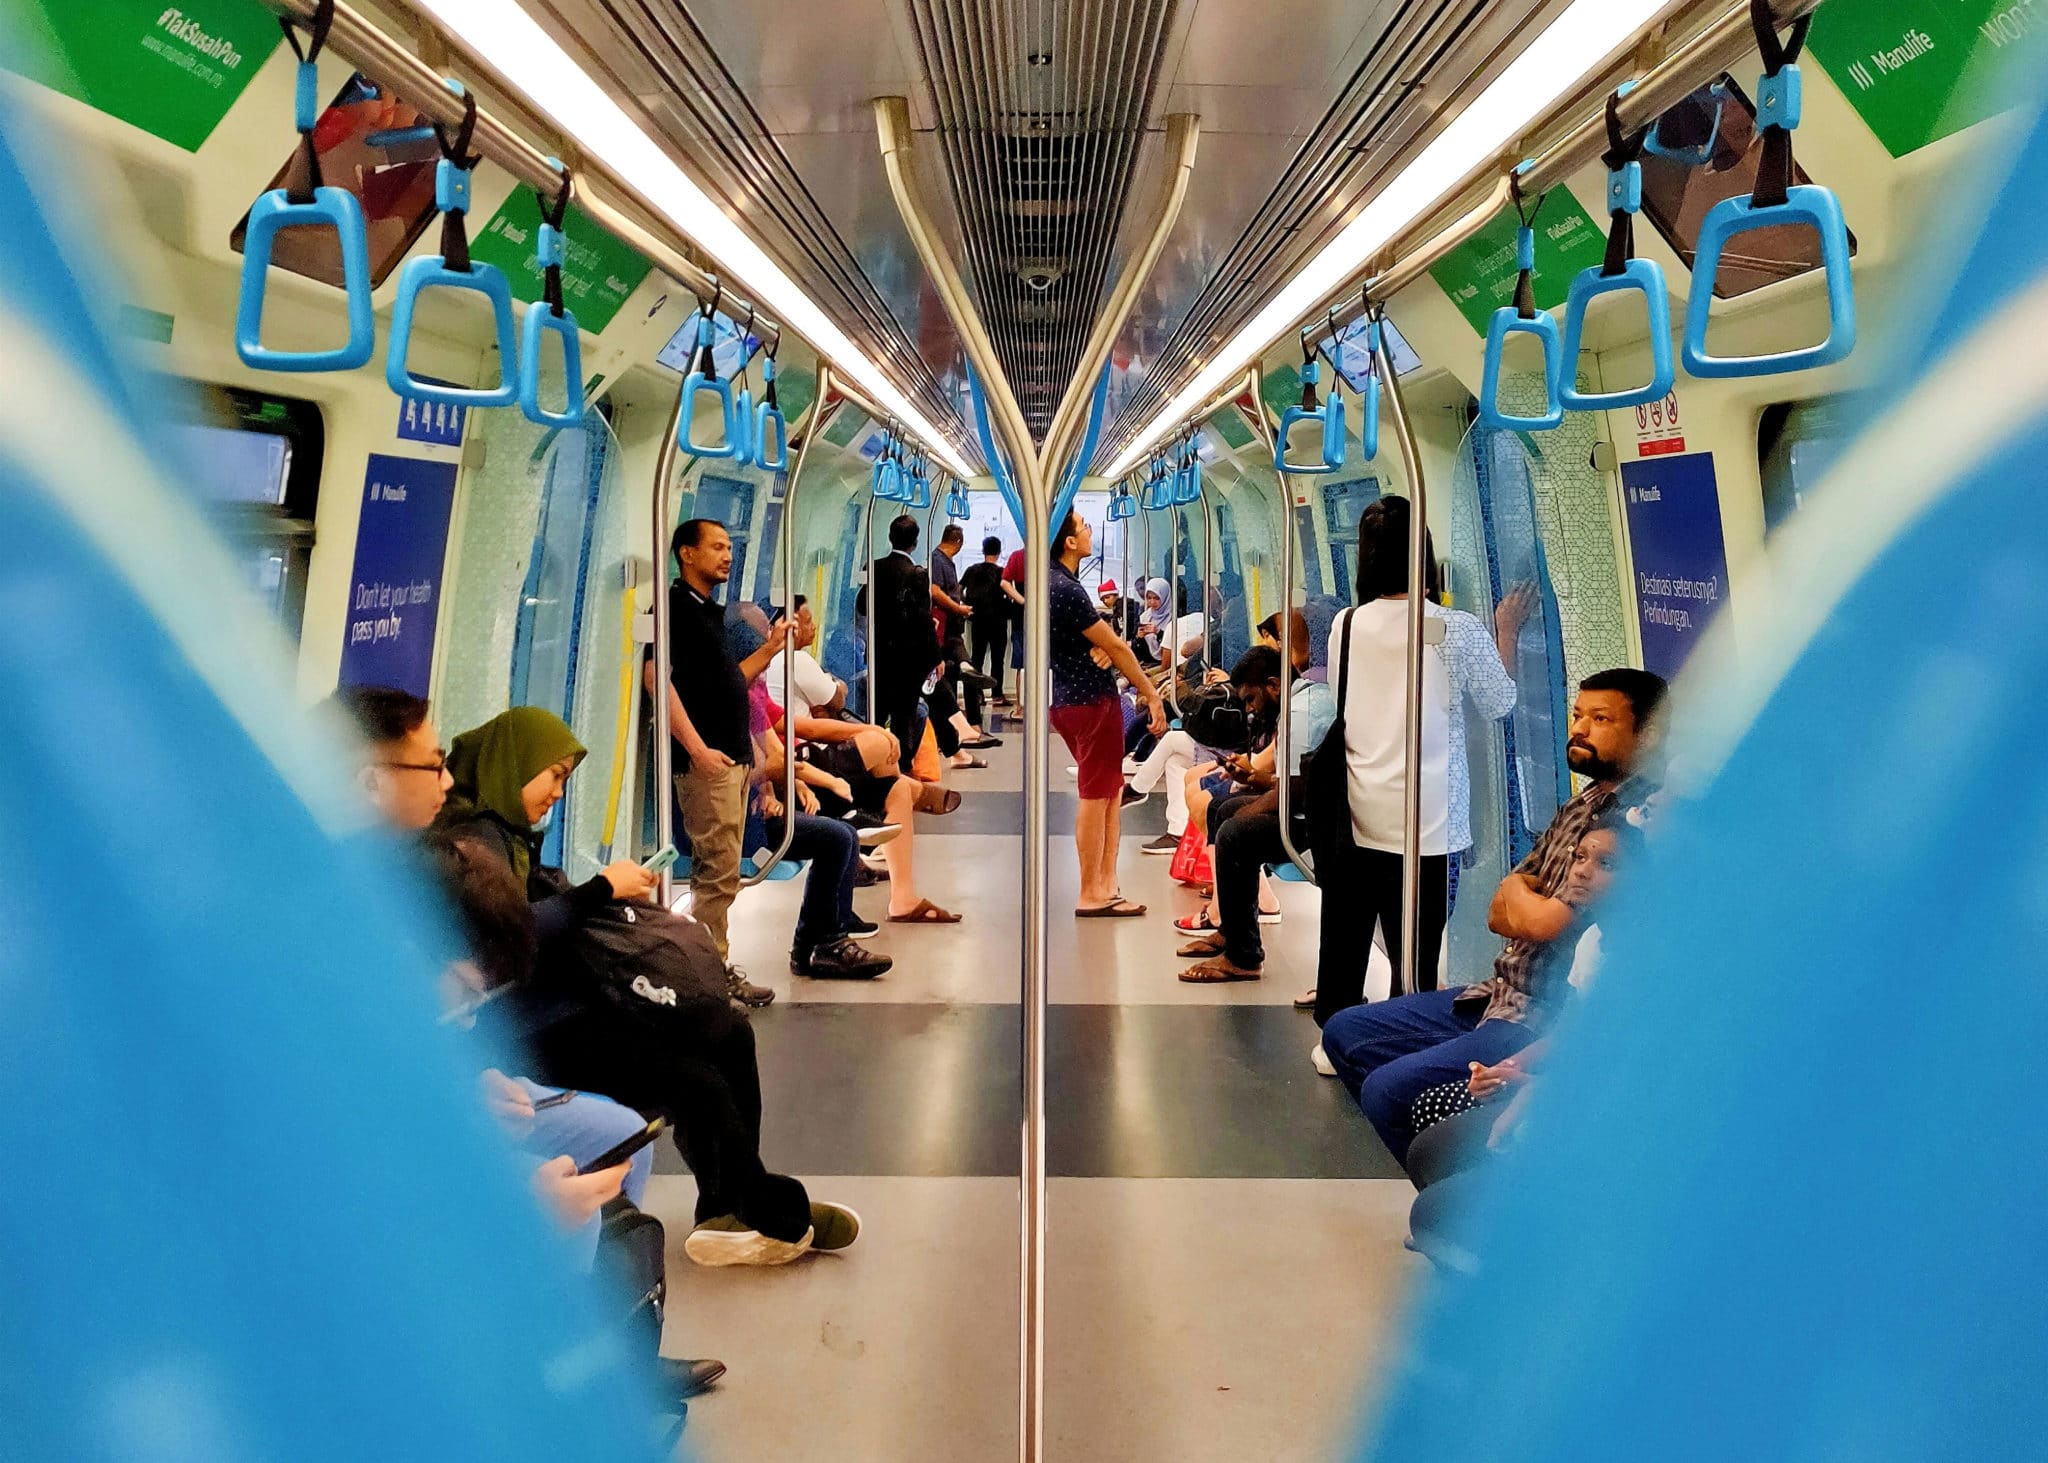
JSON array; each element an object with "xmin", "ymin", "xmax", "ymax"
[
  {"xmin": 1428, "ymin": 192, "xmax": 1606, "ymax": 334},
  {"xmin": 11, "ymin": 1, "xmax": 282, "ymax": 152},
  {"xmin": 468, "ymin": 194, "xmax": 652, "ymax": 335},
  {"xmin": 1807, "ymin": 2, "xmax": 2042, "ymax": 157}
]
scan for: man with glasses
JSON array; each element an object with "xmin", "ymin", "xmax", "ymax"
[{"xmin": 342, "ymin": 684, "xmax": 453, "ymax": 832}]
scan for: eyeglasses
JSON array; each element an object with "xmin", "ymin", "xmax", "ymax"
[{"xmin": 381, "ymin": 754, "xmax": 448, "ymax": 776}]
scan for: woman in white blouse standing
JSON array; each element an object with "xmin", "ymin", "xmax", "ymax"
[{"xmin": 1310, "ymin": 495, "xmax": 1528, "ymax": 1033}]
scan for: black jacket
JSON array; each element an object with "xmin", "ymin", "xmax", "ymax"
[{"xmin": 871, "ymin": 550, "xmax": 940, "ymax": 683}]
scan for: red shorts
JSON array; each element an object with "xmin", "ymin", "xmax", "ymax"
[{"xmin": 1050, "ymin": 696, "xmax": 1126, "ymax": 800}]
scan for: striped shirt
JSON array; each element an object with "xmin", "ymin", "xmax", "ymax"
[{"xmin": 1456, "ymin": 779, "xmax": 1621, "ymax": 1024}]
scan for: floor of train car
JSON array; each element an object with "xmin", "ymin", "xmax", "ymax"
[{"xmin": 645, "ymin": 714, "xmax": 1423, "ymax": 1461}]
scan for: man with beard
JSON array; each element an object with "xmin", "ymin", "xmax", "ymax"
[{"xmin": 1319, "ymin": 668, "xmax": 1666, "ymax": 1167}]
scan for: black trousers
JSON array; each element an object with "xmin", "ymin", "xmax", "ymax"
[
  {"xmin": 925, "ymin": 675, "xmax": 962, "ymax": 756},
  {"xmin": 1314, "ymin": 840, "xmax": 1450, "ymax": 1026},
  {"xmin": 530, "ymin": 1001, "xmax": 811, "ymax": 1240},
  {"xmin": 970, "ymin": 613, "xmax": 1008, "ymax": 698},
  {"xmin": 1210, "ymin": 794, "xmax": 1305, "ymax": 969},
  {"xmin": 878, "ymin": 674, "xmax": 926, "ymax": 774},
  {"xmin": 943, "ymin": 634, "xmax": 984, "ymax": 728}
]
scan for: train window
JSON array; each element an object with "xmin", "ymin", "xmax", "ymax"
[
  {"xmin": 1320, "ymin": 313, "xmax": 1424, "ymax": 394},
  {"xmin": 228, "ymin": 74, "xmax": 441, "ymax": 289},
  {"xmin": 1758, "ymin": 392, "xmax": 1866, "ymax": 533},
  {"xmin": 168, "ymin": 382, "xmax": 324, "ymax": 639},
  {"xmin": 1639, "ymin": 76, "xmax": 1857, "ymax": 298},
  {"xmin": 654, "ymin": 309, "xmax": 761, "ymax": 377}
]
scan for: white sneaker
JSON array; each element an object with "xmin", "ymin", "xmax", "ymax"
[
  {"xmin": 1066, "ymin": 764, "xmax": 1078, "ymax": 777},
  {"xmin": 1309, "ymin": 1043, "xmax": 1335, "ymax": 1078},
  {"xmin": 685, "ymin": 1219, "xmax": 815, "ymax": 1267},
  {"xmin": 1121, "ymin": 756, "xmax": 1140, "ymax": 775}
]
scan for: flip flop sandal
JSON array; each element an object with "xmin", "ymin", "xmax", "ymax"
[
  {"xmin": 1179, "ymin": 957, "xmax": 1262, "ymax": 983},
  {"xmin": 951, "ymin": 755, "xmax": 991, "ymax": 769},
  {"xmin": 913, "ymin": 785, "xmax": 962, "ymax": 815},
  {"xmin": 1177, "ymin": 934, "xmax": 1227, "ymax": 958},
  {"xmin": 1074, "ymin": 899, "xmax": 1147, "ymax": 918},
  {"xmin": 888, "ymin": 899, "xmax": 961, "ymax": 924}
]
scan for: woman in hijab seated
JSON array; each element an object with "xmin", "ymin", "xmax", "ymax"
[{"xmin": 436, "ymin": 707, "xmax": 861, "ymax": 1269}]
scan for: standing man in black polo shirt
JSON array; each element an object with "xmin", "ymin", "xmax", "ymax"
[{"xmin": 655, "ymin": 518, "xmax": 783, "ymax": 1007}]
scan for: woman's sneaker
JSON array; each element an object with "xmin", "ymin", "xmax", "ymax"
[
  {"xmin": 808, "ymin": 1200, "xmax": 861, "ymax": 1252},
  {"xmin": 1140, "ymin": 833, "xmax": 1180, "ymax": 854},
  {"xmin": 684, "ymin": 1217, "xmax": 814, "ymax": 1267},
  {"xmin": 1309, "ymin": 1043, "xmax": 1336, "ymax": 1078}
]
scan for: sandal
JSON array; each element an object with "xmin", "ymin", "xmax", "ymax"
[
  {"xmin": 913, "ymin": 784, "xmax": 962, "ymax": 816},
  {"xmin": 1075, "ymin": 899, "xmax": 1147, "ymax": 918},
  {"xmin": 1174, "ymin": 909, "xmax": 1216, "ymax": 934},
  {"xmin": 1179, "ymin": 956, "xmax": 1262, "ymax": 983},
  {"xmin": 951, "ymin": 754, "xmax": 990, "ymax": 769},
  {"xmin": 1177, "ymin": 934, "xmax": 1227, "ymax": 958},
  {"xmin": 888, "ymin": 898, "xmax": 961, "ymax": 924}
]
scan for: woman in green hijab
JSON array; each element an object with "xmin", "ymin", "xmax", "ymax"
[
  {"xmin": 437, "ymin": 707, "xmax": 860, "ymax": 1266},
  {"xmin": 440, "ymin": 706, "xmax": 655, "ymax": 902}
]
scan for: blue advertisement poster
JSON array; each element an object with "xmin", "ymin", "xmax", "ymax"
[
  {"xmin": 337, "ymin": 454, "xmax": 459, "ymax": 696},
  {"xmin": 1620, "ymin": 451, "xmax": 1729, "ymax": 680}
]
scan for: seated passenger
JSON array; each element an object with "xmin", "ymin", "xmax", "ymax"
[
  {"xmin": 1176, "ymin": 642, "xmax": 1336, "ymax": 983},
  {"xmin": 434, "ymin": 706, "xmax": 862, "ymax": 1267},
  {"xmin": 1317, "ymin": 668, "xmax": 1666, "ymax": 1166},
  {"xmin": 1134, "ymin": 577, "xmax": 1171, "ymax": 665},
  {"xmin": 337, "ymin": 686, "xmax": 725, "ymax": 1398},
  {"xmin": 745, "ymin": 685, "xmax": 899, "ymax": 973}
]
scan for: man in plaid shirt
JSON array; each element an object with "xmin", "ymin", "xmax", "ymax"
[{"xmin": 1321, "ymin": 668, "xmax": 1667, "ymax": 1166}]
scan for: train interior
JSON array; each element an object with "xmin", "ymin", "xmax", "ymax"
[{"xmin": 6, "ymin": 1, "xmax": 2044, "ymax": 1459}]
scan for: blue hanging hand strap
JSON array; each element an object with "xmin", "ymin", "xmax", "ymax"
[
  {"xmin": 674, "ymin": 283, "xmax": 738, "ymax": 456},
  {"xmin": 1560, "ymin": 91, "xmax": 1674, "ymax": 412},
  {"xmin": 236, "ymin": 0, "xmax": 375, "ymax": 374},
  {"xmin": 518, "ymin": 165, "xmax": 584, "ymax": 428},
  {"xmin": 755, "ymin": 339, "xmax": 788, "ymax": 471},
  {"xmin": 1478, "ymin": 170, "xmax": 1566, "ymax": 432}
]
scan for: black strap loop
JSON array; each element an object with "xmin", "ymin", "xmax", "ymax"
[
  {"xmin": 1298, "ymin": 338, "xmax": 1319, "ymax": 410},
  {"xmin": 1509, "ymin": 173, "xmax": 1548, "ymax": 318},
  {"xmin": 1600, "ymin": 93, "xmax": 1649, "ymax": 278},
  {"xmin": 694, "ymin": 284, "xmax": 722, "ymax": 380},
  {"xmin": 1749, "ymin": 0, "xmax": 1810, "ymax": 211},
  {"xmin": 536, "ymin": 169, "xmax": 571, "ymax": 317},
  {"xmin": 432, "ymin": 91, "xmax": 481, "ymax": 273},
  {"xmin": 278, "ymin": 0, "xmax": 335, "ymax": 204}
]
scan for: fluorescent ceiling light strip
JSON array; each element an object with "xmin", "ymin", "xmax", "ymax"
[
  {"xmin": 412, "ymin": 0, "xmax": 975, "ymax": 478},
  {"xmin": 1104, "ymin": 0, "xmax": 1667, "ymax": 478}
]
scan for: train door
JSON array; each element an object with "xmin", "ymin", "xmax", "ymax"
[
  {"xmin": 1443, "ymin": 421, "xmax": 1571, "ymax": 985},
  {"xmin": 508, "ymin": 413, "xmax": 613, "ymax": 869}
]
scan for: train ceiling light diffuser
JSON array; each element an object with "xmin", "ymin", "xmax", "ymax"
[
  {"xmin": 1104, "ymin": 0, "xmax": 1669, "ymax": 478},
  {"xmin": 411, "ymin": 0, "xmax": 976, "ymax": 478}
]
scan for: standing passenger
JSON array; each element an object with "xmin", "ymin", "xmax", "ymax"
[
  {"xmin": 1048, "ymin": 507, "xmax": 1167, "ymax": 916},
  {"xmin": 871, "ymin": 514, "xmax": 942, "ymax": 775},
  {"xmin": 1311, "ymin": 496, "xmax": 1520, "ymax": 1027},
  {"xmin": 646, "ymin": 518, "xmax": 781, "ymax": 1008},
  {"xmin": 961, "ymin": 536, "xmax": 1010, "ymax": 704}
]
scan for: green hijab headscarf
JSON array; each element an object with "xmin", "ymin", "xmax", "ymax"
[{"xmin": 441, "ymin": 707, "xmax": 587, "ymax": 882}]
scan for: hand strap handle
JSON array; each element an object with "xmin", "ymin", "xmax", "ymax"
[{"xmin": 277, "ymin": 0, "xmax": 335, "ymax": 204}]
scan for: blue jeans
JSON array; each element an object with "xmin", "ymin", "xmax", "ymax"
[
  {"xmin": 772, "ymin": 813, "xmax": 859, "ymax": 955},
  {"xmin": 513, "ymin": 1080, "xmax": 654, "ymax": 1263},
  {"xmin": 1321, "ymin": 990, "xmax": 1536, "ymax": 1165}
]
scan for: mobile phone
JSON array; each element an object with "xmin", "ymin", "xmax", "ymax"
[
  {"xmin": 531, "ymin": 1088, "xmax": 578, "ymax": 1111},
  {"xmin": 577, "ymin": 1116, "xmax": 667, "ymax": 1175},
  {"xmin": 641, "ymin": 844, "xmax": 679, "ymax": 875}
]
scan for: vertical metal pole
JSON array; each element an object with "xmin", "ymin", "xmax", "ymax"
[
  {"xmin": 741, "ymin": 369, "xmax": 837, "ymax": 886},
  {"xmin": 1379, "ymin": 324, "xmax": 1429, "ymax": 998},
  {"xmin": 1166, "ymin": 497, "xmax": 1183, "ymax": 717},
  {"xmin": 863, "ymin": 488, "xmax": 879, "ymax": 725},
  {"xmin": 650, "ymin": 380, "xmax": 688, "ymax": 906},
  {"xmin": 1249, "ymin": 383, "xmax": 1314, "ymax": 883}
]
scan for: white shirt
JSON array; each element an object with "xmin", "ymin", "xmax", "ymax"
[
  {"xmin": 1334, "ymin": 600, "xmax": 1516, "ymax": 855},
  {"xmin": 762, "ymin": 647, "xmax": 839, "ymax": 716}
]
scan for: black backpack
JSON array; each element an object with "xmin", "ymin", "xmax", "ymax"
[
  {"xmin": 553, "ymin": 900, "xmax": 731, "ymax": 1027},
  {"xmin": 1179, "ymin": 681, "xmax": 1249, "ymax": 753},
  {"xmin": 1301, "ymin": 608, "xmax": 1356, "ymax": 868}
]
